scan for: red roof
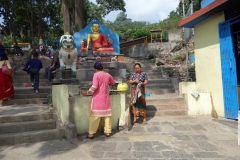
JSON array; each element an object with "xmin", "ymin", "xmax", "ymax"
[{"xmin": 178, "ymin": 0, "xmax": 228, "ymax": 28}]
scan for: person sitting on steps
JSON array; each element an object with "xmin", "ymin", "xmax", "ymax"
[{"xmin": 44, "ymin": 50, "xmax": 60, "ymax": 82}]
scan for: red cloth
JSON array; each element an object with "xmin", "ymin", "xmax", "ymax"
[
  {"xmin": 0, "ymin": 68, "xmax": 14, "ymax": 100},
  {"xmin": 81, "ymin": 34, "xmax": 114, "ymax": 53}
]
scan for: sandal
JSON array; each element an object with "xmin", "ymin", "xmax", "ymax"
[
  {"xmin": 86, "ymin": 135, "xmax": 94, "ymax": 139},
  {"xmin": 105, "ymin": 133, "xmax": 111, "ymax": 137}
]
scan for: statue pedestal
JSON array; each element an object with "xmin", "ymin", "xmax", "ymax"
[
  {"xmin": 61, "ymin": 69, "xmax": 76, "ymax": 79},
  {"xmin": 53, "ymin": 69, "xmax": 79, "ymax": 85}
]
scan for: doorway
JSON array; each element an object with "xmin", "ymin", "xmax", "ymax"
[{"xmin": 219, "ymin": 19, "xmax": 239, "ymax": 119}]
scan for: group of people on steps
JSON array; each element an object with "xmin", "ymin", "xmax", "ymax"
[{"xmin": 0, "ymin": 40, "xmax": 149, "ymax": 139}]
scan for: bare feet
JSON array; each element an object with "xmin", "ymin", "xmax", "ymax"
[
  {"xmin": 132, "ymin": 116, "xmax": 137, "ymax": 125},
  {"xmin": 86, "ymin": 134, "xmax": 94, "ymax": 139},
  {"xmin": 143, "ymin": 118, "xmax": 148, "ymax": 124}
]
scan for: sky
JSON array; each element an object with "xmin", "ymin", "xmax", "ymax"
[
  {"xmin": 90, "ymin": 0, "xmax": 180, "ymax": 23},
  {"xmin": 0, "ymin": 0, "xmax": 180, "ymax": 26}
]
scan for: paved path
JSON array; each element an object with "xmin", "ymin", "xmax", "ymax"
[{"xmin": 0, "ymin": 116, "xmax": 239, "ymax": 160}]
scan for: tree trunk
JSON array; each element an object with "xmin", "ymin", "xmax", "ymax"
[
  {"xmin": 62, "ymin": 0, "xmax": 70, "ymax": 34},
  {"xmin": 30, "ymin": 0, "xmax": 34, "ymax": 47},
  {"xmin": 75, "ymin": 0, "xmax": 84, "ymax": 31}
]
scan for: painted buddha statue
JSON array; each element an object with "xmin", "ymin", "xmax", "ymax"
[{"xmin": 80, "ymin": 24, "xmax": 114, "ymax": 53}]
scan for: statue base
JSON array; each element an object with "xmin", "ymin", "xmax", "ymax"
[
  {"xmin": 61, "ymin": 69, "xmax": 76, "ymax": 79},
  {"xmin": 78, "ymin": 52, "xmax": 125, "ymax": 62},
  {"xmin": 52, "ymin": 68, "xmax": 79, "ymax": 85}
]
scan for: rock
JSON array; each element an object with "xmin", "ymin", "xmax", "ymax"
[{"xmin": 155, "ymin": 58, "xmax": 165, "ymax": 66}]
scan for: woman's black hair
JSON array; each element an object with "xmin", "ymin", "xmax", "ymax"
[
  {"xmin": 94, "ymin": 61, "xmax": 103, "ymax": 70},
  {"xmin": 134, "ymin": 63, "xmax": 141, "ymax": 68}
]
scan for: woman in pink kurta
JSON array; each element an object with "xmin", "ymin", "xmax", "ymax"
[{"xmin": 82, "ymin": 62, "xmax": 115, "ymax": 139}]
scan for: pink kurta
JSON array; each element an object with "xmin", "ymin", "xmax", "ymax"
[{"xmin": 89, "ymin": 72, "xmax": 115, "ymax": 117}]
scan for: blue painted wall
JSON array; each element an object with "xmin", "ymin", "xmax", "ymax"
[
  {"xmin": 201, "ymin": 0, "xmax": 215, "ymax": 8},
  {"xmin": 73, "ymin": 19, "xmax": 120, "ymax": 54}
]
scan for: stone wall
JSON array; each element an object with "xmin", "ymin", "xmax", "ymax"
[
  {"xmin": 52, "ymin": 84, "xmax": 131, "ymax": 134},
  {"xmin": 120, "ymin": 29, "xmax": 182, "ymax": 58},
  {"xmin": 168, "ymin": 29, "xmax": 182, "ymax": 43},
  {"xmin": 121, "ymin": 42, "xmax": 172, "ymax": 58}
]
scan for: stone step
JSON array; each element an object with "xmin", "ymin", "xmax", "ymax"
[
  {"xmin": 0, "ymin": 119, "xmax": 56, "ymax": 134},
  {"xmin": 147, "ymin": 109, "xmax": 188, "ymax": 117},
  {"xmin": 0, "ymin": 113, "xmax": 53, "ymax": 123},
  {"xmin": 147, "ymin": 79, "xmax": 172, "ymax": 85},
  {"xmin": 0, "ymin": 129, "xmax": 61, "ymax": 146},
  {"xmin": 3, "ymin": 98, "xmax": 49, "ymax": 106},
  {"xmin": 12, "ymin": 93, "xmax": 49, "ymax": 99},
  {"xmin": 146, "ymin": 84, "xmax": 174, "ymax": 89},
  {"xmin": 146, "ymin": 96, "xmax": 184, "ymax": 104},
  {"xmin": 146, "ymin": 104, "xmax": 186, "ymax": 111},
  {"xmin": 14, "ymin": 87, "xmax": 51, "ymax": 94},
  {"xmin": 13, "ymin": 77, "xmax": 48, "ymax": 82},
  {"xmin": 14, "ymin": 71, "xmax": 46, "ymax": 76},
  {"xmin": 146, "ymin": 73, "xmax": 163, "ymax": 79},
  {"xmin": 0, "ymin": 104, "xmax": 52, "ymax": 123},
  {"xmin": 13, "ymin": 82, "xmax": 51, "ymax": 87},
  {"xmin": 145, "ymin": 88, "xmax": 175, "ymax": 94}
]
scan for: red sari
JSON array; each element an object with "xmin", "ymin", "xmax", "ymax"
[{"xmin": 0, "ymin": 68, "xmax": 14, "ymax": 100}]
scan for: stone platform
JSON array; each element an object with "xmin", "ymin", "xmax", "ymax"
[
  {"xmin": 0, "ymin": 116, "xmax": 239, "ymax": 159},
  {"xmin": 78, "ymin": 53, "xmax": 125, "ymax": 62}
]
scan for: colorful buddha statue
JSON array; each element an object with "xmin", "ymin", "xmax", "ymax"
[{"xmin": 80, "ymin": 24, "xmax": 114, "ymax": 53}]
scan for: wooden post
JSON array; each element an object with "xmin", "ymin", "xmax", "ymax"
[{"xmin": 151, "ymin": 33, "xmax": 153, "ymax": 43}]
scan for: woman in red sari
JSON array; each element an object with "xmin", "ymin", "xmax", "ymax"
[{"xmin": 0, "ymin": 39, "xmax": 14, "ymax": 101}]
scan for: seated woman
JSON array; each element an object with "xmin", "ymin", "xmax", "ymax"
[
  {"xmin": 0, "ymin": 40, "xmax": 14, "ymax": 101},
  {"xmin": 80, "ymin": 24, "xmax": 114, "ymax": 53}
]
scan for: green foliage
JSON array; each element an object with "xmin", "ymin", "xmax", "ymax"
[
  {"xmin": 176, "ymin": 0, "xmax": 201, "ymax": 17},
  {"xmin": 105, "ymin": 11, "xmax": 182, "ymax": 42},
  {"xmin": 62, "ymin": 135, "xmax": 67, "ymax": 140},
  {"xmin": 0, "ymin": 0, "xmax": 126, "ymax": 45},
  {"xmin": 47, "ymin": 93, "xmax": 53, "ymax": 107}
]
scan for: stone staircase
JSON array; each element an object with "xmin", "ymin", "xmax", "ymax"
[
  {"xmin": 0, "ymin": 104, "xmax": 64, "ymax": 146},
  {"xmin": 0, "ymin": 54, "xmax": 64, "ymax": 146},
  {"xmin": 3, "ymin": 56, "xmax": 52, "ymax": 106},
  {"xmin": 124, "ymin": 57, "xmax": 176, "ymax": 94},
  {"xmin": 146, "ymin": 94, "xmax": 187, "ymax": 117}
]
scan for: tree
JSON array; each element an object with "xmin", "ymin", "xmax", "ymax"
[
  {"xmin": 96, "ymin": 0, "xmax": 126, "ymax": 16},
  {"xmin": 114, "ymin": 12, "xmax": 128, "ymax": 22},
  {"xmin": 75, "ymin": 0, "xmax": 126, "ymax": 31},
  {"xmin": 168, "ymin": 11, "xmax": 178, "ymax": 18},
  {"xmin": 62, "ymin": 0, "xmax": 70, "ymax": 33},
  {"xmin": 75, "ymin": 0, "xmax": 84, "ymax": 31},
  {"xmin": 0, "ymin": 0, "xmax": 18, "ymax": 42}
]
